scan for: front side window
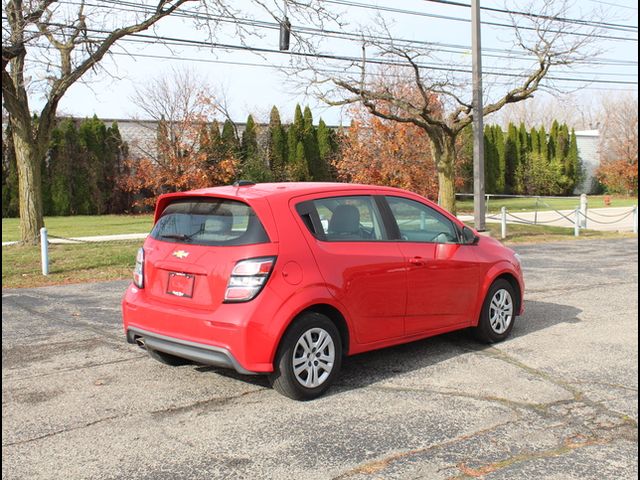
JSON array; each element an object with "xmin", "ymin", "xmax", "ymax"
[
  {"xmin": 386, "ymin": 196, "xmax": 458, "ymax": 244},
  {"xmin": 297, "ymin": 196, "xmax": 386, "ymax": 242},
  {"xmin": 151, "ymin": 198, "xmax": 269, "ymax": 246}
]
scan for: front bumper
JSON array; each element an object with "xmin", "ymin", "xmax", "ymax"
[{"xmin": 127, "ymin": 327, "xmax": 257, "ymax": 375}]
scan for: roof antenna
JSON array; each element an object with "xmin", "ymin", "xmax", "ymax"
[{"xmin": 233, "ymin": 180, "xmax": 256, "ymax": 187}]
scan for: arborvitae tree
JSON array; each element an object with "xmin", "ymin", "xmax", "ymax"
[
  {"xmin": 241, "ymin": 115, "xmax": 259, "ymax": 164},
  {"xmin": 288, "ymin": 140, "xmax": 311, "ymax": 181},
  {"xmin": 302, "ymin": 106, "xmax": 324, "ymax": 180},
  {"xmin": 1, "ymin": 122, "xmax": 20, "ymax": 217},
  {"xmin": 287, "ymin": 104, "xmax": 305, "ymax": 168},
  {"xmin": 49, "ymin": 120, "xmax": 75, "ymax": 215},
  {"xmin": 518, "ymin": 122, "xmax": 529, "ymax": 158},
  {"xmin": 548, "ymin": 119, "xmax": 560, "ymax": 161},
  {"xmin": 484, "ymin": 125, "xmax": 498, "ymax": 193},
  {"xmin": 556, "ymin": 123, "xmax": 570, "ymax": 166},
  {"xmin": 504, "ymin": 123, "xmax": 520, "ymax": 194},
  {"xmin": 530, "ymin": 127, "xmax": 541, "ymax": 156},
  {"xmin": 316, "ymin": 118, "xmax": 335, "ymax": 181},
  {"xmin": 105, "ymin": 122, "xmax": 129, "ymax": 213},
  {"xmin": 267, "ymin": 106, "xmax": 287, "ymax": 181},
  {"xmin": 240, "ymin": 115, "xmax": 271, "ymax": 182},
  {"xmin": 78, "ymin": 115, "xmax": 108, "ymax": 214},
  {"xmin": 494, "ymin": 125, "xmax": 506, "ymax": 193},
  {"xmin": 201, "ymin": 120, "xmax": 225, "ymax": 169},
  {"xmin": 566, "ymin": 129, "xmax": 581, "ymax": 193},
  {"xmin": 221, "ymin": 119, "xmax": 239, "ymax": 159},
  {"xmin": 539, "ymin": 125, "xmax": 549, "ymax": 163},
  {"xmin": 457, "ymin": 124, "xmax": 474, "ymax": 192}
]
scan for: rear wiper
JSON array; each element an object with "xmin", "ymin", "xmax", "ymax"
[{"xmin": 160, "ymin": 233, "xmax": 193, "ymax": 241}]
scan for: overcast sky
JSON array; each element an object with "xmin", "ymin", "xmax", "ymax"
[{"xmin": 27, "ymin": 0, "xmax": 639, "ymax": 125}]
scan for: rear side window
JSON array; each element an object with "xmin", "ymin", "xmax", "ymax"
[
  {"xmin": 297, "ymin": 196, "xmax": 386, "ymax": 242},
  {"xmin": 151, "ymin": 198, "xmax": 269, "ymax": 246}
]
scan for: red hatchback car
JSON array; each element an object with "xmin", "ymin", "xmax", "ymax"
[{"xmin": 122, "ymin": 182, "xmax": 524, "ymax": 400}]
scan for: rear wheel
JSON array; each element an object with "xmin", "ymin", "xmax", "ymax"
[
  {"xmin": 147, "ymin": 348, "xmax": 192, "ymax": 366},
  {"xmin": 269, "ymin": 312, "xmax": 342, "ymax": 400},
  {"xmin": 473, "ymin": 279, "xmax": 516, "ymax": 343}
]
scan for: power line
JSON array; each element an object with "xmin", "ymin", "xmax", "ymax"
[
  {"xmin": 587, "ymin": 0, "xmax": 638, "ymax": 11},
  {"xmin": 100, "ymin": 50, "xmax": 640, "ymax": 92},
  {"xmin": 54, "ymin": 0, "xmax": 638, "ymax": 67},
  {"xmin": 28, "ymin": 22, "xmax": 638, "ymax": 86},
  {"xmin": 423, "ymin": 0, "xmax": 638, "ymax": 32},
  {"xmin": 322, "ymin": 0, "xmax": 638, "ymax": 42}
]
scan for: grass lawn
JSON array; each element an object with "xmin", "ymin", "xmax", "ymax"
[
  {"xmin": 2, "ymin": 241, "xmax": 141, "ymax": 288},
  {"xmin": 2, "ymin": 214, "xmax": 153, "ymax": 243},
  {"xmin": 2, "ymin": 223, "xmax": 636, "ymax": 288},
  {"xmin": 457, "ymin": 195, "xmax": 638, "ymax": 214}
]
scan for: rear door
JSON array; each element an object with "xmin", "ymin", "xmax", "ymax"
[
  {"xmin": 383, "ymin": 195, "xmax": 482, "ymax": 333},
  {"xmin": 295, "ymin": 194, "xmax": 407, "ymax": 344},
  {"xmin": 144, "ymin": 197, "xmax": 276, "ymax": 310}
]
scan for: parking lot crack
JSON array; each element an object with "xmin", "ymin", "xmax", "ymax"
[
  {"xmin": 2, "ymin": 414, "xmax": 121, "ymax": 448},
  {"xmin": 331, "ymin": 419, "xmax": 517, "ymax": 480}
]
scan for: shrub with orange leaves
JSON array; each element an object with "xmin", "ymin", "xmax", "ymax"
[
  {"xmin": 118, "ymin": 111, "xmax": 238, "ymax": 209},
  {"xmin": 335, "ymin": 107, "xmax": 439, "ymax": 200}
]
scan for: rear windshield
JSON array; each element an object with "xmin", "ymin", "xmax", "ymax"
[{"xmin": 151, "ymin": 198, "xmax": 269, "ymax": 246}]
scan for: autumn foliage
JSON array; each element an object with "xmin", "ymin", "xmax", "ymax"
[
  {"xmin": 596, "ymin": 95, "xmax": 638, "ymax": 194},
  {"xmin": 118, "ymin": 100, "xmax": 238, "ymax": 208},
  {"xmin": 336, "ymin": 105, "xmax": 439, "ymax": 200}
]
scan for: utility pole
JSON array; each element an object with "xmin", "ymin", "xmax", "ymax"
[{"xmin": 471, "ymin": 0, "xmax": 486, "ymax": 231}]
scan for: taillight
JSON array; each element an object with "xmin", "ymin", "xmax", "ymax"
[
  {"xmin": 224, "ymin": 257, "xmax": 276, "ymax": 302},
  {"xmin": 133, "ymin": 248, "xmax": 144, "ymax": 288}
]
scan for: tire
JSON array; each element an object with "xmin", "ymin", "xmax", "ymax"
[
  {"xmin": 473, "ymin": 279, "xmax": 517, "ymax": 344},
  {"xmin": 147, "ymin": 347, "xmax": 192, "ymax": 366},
  {"xmin": 269, "ymin": 312, "xmax": 342, "ymax": 401}
]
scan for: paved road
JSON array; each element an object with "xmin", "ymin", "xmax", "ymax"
[
  {"xmin": 2, "ymin": 239, "xmax": 638, "ymax": 479},
  {"xmin": 459, "ymin": 206, "xmax": 637, "ymax": 232}
]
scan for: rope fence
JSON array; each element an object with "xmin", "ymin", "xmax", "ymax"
[{"xmin": 495, "ymin": 204, "xmax": 638, "ymax": 239}]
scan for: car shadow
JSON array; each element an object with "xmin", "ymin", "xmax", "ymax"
[{"xmin": 192, "ymin": 299, "xmax": 582, "ymax": 394}]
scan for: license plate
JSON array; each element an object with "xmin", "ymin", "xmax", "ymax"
[{"xmin": 167, "ymin": 272, "xmax": 195, "ymax": 298}]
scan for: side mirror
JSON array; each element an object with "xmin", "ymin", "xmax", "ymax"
[{"xmin": 461, "ymin": 226, "xmax": 480, "ymax": 245}]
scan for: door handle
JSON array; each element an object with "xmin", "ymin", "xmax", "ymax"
[{"xmin": 409, "ymin": 256, "xmax": 425, "ymax": 266}]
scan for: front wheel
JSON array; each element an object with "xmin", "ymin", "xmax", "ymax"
[
  {"xmin": 473, "ymin": 279, "xmax": 516, "ymax": 343},
  {"xmin": 269, "ymin": 312, "xmax": 342, "ymax": 400}
]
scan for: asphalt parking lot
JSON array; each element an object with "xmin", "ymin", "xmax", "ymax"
[{"xmin": 2, "ymin": 238, "xmax": 638, "ymax": 480}]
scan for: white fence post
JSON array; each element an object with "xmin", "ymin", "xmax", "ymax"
[
  {"xmin": 574, "ymin": 209, "xmax": 580, "ymax": 237},
  {"xmin": 634, "ymin": 205, "xmax": 638, "ymax": 234},
  {"xmin": 579, "ymin": 194, "xmax": 588, "ymax": 229},
  {"xmin": 40, "ymin": 227, "xmax": 49, "ymax": 275},
  {"xmin": 501, "ymin": 206, "xmax": 507, "ymax": 239}
]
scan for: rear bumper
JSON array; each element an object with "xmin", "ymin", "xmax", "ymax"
[{"xmin": 127, "ymin": 327, "xmax": 257, "ymax": 375}]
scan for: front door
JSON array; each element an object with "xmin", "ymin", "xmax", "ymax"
[{"xmin": 384, "ymin": 196, "xmax": 481, "ymax": 334}]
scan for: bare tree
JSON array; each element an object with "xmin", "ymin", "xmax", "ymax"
[
  {"xmin": 130, "ymin": 68, "xmax": 216, "ymax": 162},
  {"xmin": 598, "ymin": 93, "xmax": 638, "ymax": 164},
  {"xmin": 1, "ymin": 0, "xmax": 334, "ymax": 243},
  {"xmin": 299, "ymin": 0, "xmax": 600, "ymax": 213},
  {"xmin": 488, "ymin": 92, "xmax": 600, "ymax": 130}
]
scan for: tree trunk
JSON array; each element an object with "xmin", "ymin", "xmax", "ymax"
[
  {"xmin": 431, "ymin": 134, "xmax": 458, "ymax": 215},
  {"xmin": 13, "ymin": 130, "xmax": 44, "ymax": 244}
]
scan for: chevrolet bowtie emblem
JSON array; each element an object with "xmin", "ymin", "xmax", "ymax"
[{"xmin": 172, "ymin": 250, "xmax": 189, "ymax": 259}]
